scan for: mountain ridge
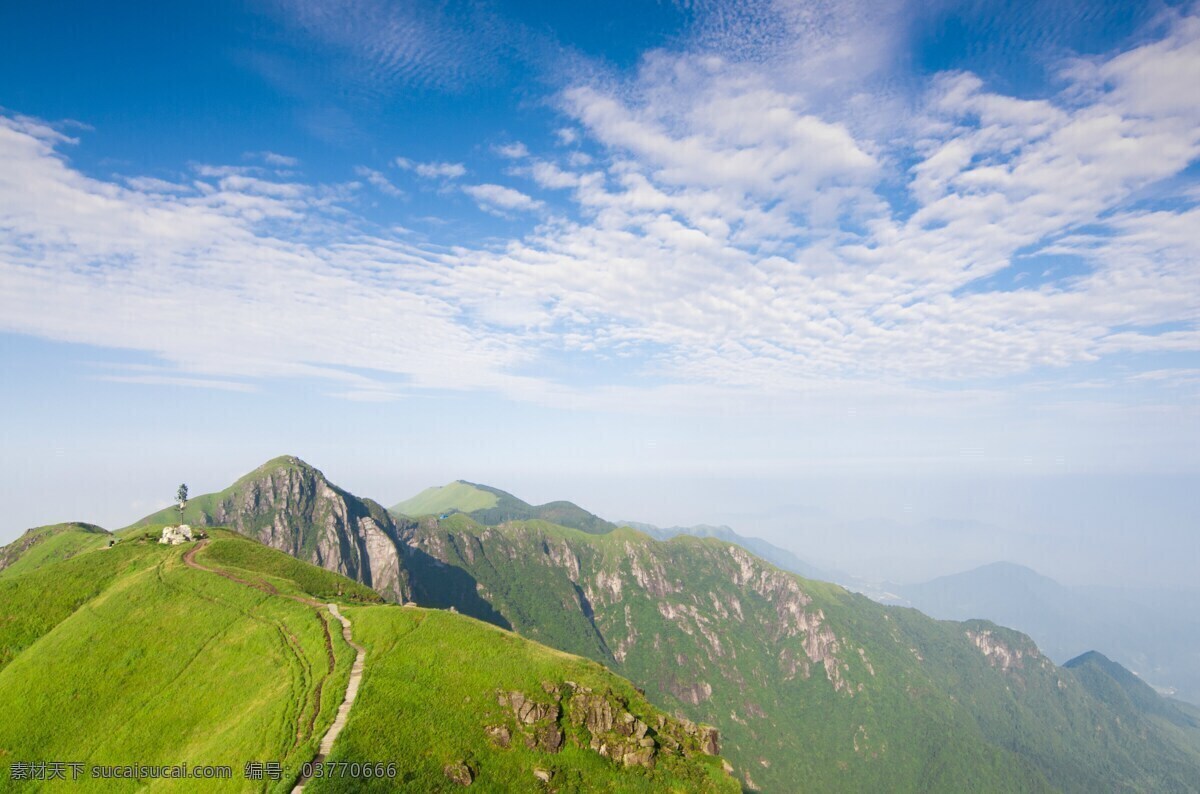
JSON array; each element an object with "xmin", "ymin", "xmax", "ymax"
[
  {"xmin": 109, "ymin": 455, "xmax": 1200, "ymax": 791},
  {"xmin": 405, "ymin": 511, "xmax": 1200, "ymax": 791},
  {"xmin": 392, "ymin": 479, "xmax": 617, "ymax": 535},
  {"xmin": 621, "ymin": 520, "xmax": 836, "ymax": 581}
]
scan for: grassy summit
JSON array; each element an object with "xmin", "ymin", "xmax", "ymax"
[
  {"xmin": 393, "ymin": 480, "xmax": 501, "ymax": 516},
  {"xmin": 392, "ymin": 480, "xmax": 616, "ymax": 535},
  {"xmin": 0, "ymin": 530, "xmax": 355, "ymax": 790},
  {"xmin": 0, "ymin": 522, "xmax": 111, "ymax": 577}
]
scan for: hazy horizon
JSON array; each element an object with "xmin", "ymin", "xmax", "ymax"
[{"xmin": 2, "ymin": 444, "xmax": 1194, "ymax": 590}]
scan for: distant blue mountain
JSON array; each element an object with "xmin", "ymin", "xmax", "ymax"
[
  {"xmin": 893, "ymin": 561, "xmax": 1200, "ymax": 707},
  {"xmin": 620, "ymin": 521, "xmax": 836, "ymax": 581}
]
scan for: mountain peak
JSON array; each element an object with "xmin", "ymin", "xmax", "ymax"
[
  {"xmin": 392, "ymin": 481, "xmax": 615, "ymax": 535},
  {"xmin": 256, "ymin": 454, "xmax": 323, "ymax": 477},
  {"xmin": 393, "ymin": 481, "xmax": 503, "ymax": 517},
  {"xmin": 1063, "ymin": 649, "xmax": 1198, "ymax": 728},
  {"xmin": 1064, "ymin": 649, "xmax": 1110, "ymax": 667},
  {"xmin": 129, "ymin": 456, "xmax": 409, "ymax": 602}
]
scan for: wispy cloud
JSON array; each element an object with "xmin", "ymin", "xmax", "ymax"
[
  {"xmin": 247, "ymin": 150, "xmax": 300, "ymax": 167},
  {"xmin": 354, "ymin": 165, "xmax": 403, "ymax": 197},
  {"xmin": 462, "ymin": 183, "xmax": 543, "ymax": 213},
  {"xmin": 1, "ymin": 12, "xmax": 1198, "ymax": 425},
  {"xmin": 263, "ymin": 0, "xmax": 515, "ymax": 94},
  {"xmin": 96, "ymin": 374, "xmax": 258, "ymax": 393},
  {"xmin": 395, "ymin": 157, "xmax": 466, "ymax": 179},
  {"xmin": 494, "ymin": 141, "xmax": 529, "ymax": 159}
]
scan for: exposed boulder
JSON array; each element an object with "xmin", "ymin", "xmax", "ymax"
[
  {"xmin": 484, "ymin": 724, "xmax": 511, "ymax": 748},
  {"xmin": 443, "ymin": 761, "xmax": 473, "ymax": 786},
  {"xmin": 159, "ymin": 525, "xmax": 194, "ymax": 545},
  {"xmin": 487, "ymin": 681, "xmax": 721, "ymax": 772},
  {"xmin": 497, "ymin": 690, "xmax": 564, "ymax": 752}
]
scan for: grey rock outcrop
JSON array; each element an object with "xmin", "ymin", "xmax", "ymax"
[
  {"xmin": 489, "ymin": 681, "xmax": 719, "ymax": 771},
  {"xmin": 443, "ymin": 761, "xmax": 473, "ymax": 786},
  {"xmin": 136, "ymin": 456, "xmax": 411, "ymax": 602}
]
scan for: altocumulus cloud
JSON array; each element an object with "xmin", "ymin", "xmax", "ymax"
[{"xmin": 0, "ymin": 13, "xmax": 1199, "ymax": 414}]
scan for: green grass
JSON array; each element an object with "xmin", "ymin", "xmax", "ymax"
[
  {"xmin": 393, "ymin": 480, "xmax": 616, "ymax": 534},
  {"xmin": 308, "ymin": 606, "xmax": 736, "ymax": 793},
  {"xmin": 0, "ymin": 527, "xmax": 736, "ymax": 792},
  {"xmin": 0, "ymin": 523, "xmax": 111, "ymax": 578},
  {"xmin": 0, "ymin": 535, "xmax": 146, "ymax": 671},
  {"xmin": 198, "ymin": 536, "xmax": 385, "ymax": 605},
  {"xmin": 392, "ymin": 481, "xmax": 500, "ymax": 517},
  {"xmin": 0, "ymin": 531, "xmax": 354, "ymax": 791}
]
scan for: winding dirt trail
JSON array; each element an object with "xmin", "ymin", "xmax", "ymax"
[
  {"xmin": 180, "ymin": 540, "xmax": 366, "ymax": 792},
  {"xmin": 293, "ymin": 602, "xmax": 366, "ymax": 791}
]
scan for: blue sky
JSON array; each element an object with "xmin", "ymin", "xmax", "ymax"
[{"xmin": 1, "ymin": 0, "xmax": 1198, "ymax": 587}]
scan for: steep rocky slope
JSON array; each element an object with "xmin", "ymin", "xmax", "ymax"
[
  {"xmin": 403, "ymin": 514, "xmax": 1200, "ymax": 792},
  {"xmin": 133, "ymin": 456, "xmax": 411, "ymax": 602}
]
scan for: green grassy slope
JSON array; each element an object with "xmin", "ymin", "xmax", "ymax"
[
  {"xmin": 0, "ymin": 522, "xmax": 111, "ymax": 578},
  {"xmin": 0, "ymin": 531, "xmax": 355, "ymax": 791},
  {"xmin": 406, "ymin": 519, "xmax": 1200, "ymax": 792},
  {"xmin": 0, "ymin": 533, "xmax": 143, "ymax": 670},
  {"xmin": 1066, "ymin": 650, "xmax": 1200, "ymax": 731},
  {"xmin": 392, "ymin": 481, "xmax": 616, "ymax": 535},
  {"xmin": 393, "ymin": 481, "xmax": 500, "ymax": 516},
  {"xmin": 0, "ymin": 523, "xmax": 736, "ymax": 791},
  {"xmin": 309, "ymin": 606, "xmax": 736, "ymax": 793}
]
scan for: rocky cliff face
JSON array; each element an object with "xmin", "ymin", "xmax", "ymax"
[
  {"xmin": 400, "ymin": 517, "xmax": 1200, "ymax": 793},
  {"xmin": 136, "ymin": 457, "xmax": 410, "ymax": 602},
  {"xmin": 489, "ymin": 680, "xmax": 721, "ymax": 770},
  {"xmin": 402, "ymin": 519, "xmax": 879, "ymax": 790}
]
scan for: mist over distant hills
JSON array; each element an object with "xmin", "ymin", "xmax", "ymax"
[
  {"xmin": 890, "ymin": 561, "xmax": 1200, "ymax": 706},
  {"xmin": 619, "ymin": 520, "xmax": 839, "ymax": 582}
]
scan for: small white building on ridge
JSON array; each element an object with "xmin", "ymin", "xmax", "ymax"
[{"xmin": 160, "ymin": 525, "xmax": 195, "ymax": 545}]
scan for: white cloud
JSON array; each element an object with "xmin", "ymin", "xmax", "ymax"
[
  {"xmin": 251, "ymin": 151, "xmax": 299, "ymax": 167},
  {"xmin": 462, "ymin": 183, "xmax": 544, "ymax": 212},
  {"xmin": 354, "ymin": 165, "xmax": 404, "ymax": 197},
  {"xmin": 527, "ymin": 160, "xmax": 583, "ymax": 190},
  {"xmin": 125, "ymin": 176, "xmax": 191, "ymax": 194},
  {"xmin": 264, "ymin": 0, "xmax": 512, "ymax": 94},
  {"xmin": 1, "ymin": 13, "xmax": 1199, "ymax": 422},
  {"xmin": 96, "ymin": 374, "xmax": 258, "ymax": 392},
  {"xmin": 495, "ymin": 141, "xmax": 529, "ymax": 159},
  {"xmin": 395, "ymin": 157, "xmax": 467, "ymax": 179},
  {"xmin": 0, "ymin": 116, "xmax": 539, "ymax": 401}
]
